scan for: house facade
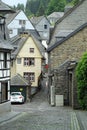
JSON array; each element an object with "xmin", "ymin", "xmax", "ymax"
[
  {"xmin": 11, "ymin": 34, "xmax": 45, "ymax": 94},
  {"xmin": 47, "ymin": 23, "xmax": 87, "ymax": 109},
  {"xmin": 5, "ymin": 10, "xmax": 35, "ymax": 38},
  {"xmin": 0, "ymin": 16, "xmax": 13, "ymax": 113},
  {"xmin": 30, "ymin": 16, "xmax": 51, "ymax": 42},
  {"xmin": 47, "ymin": 0, "xmax": 87, "ymax": 109}
]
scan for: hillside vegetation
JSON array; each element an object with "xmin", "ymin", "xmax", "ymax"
[{"xmin": 13, "ymin": 0, "xmax": 80, "ymax": 17}]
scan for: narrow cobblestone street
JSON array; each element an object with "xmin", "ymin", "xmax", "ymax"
[{"xmin": 0, "ymin": 91, "xmax": 73, "ymax": 130}]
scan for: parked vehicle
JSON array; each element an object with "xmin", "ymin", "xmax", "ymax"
[{"xmin": 10, "ymin": 92, "xmax": 24, "ymax": 104}]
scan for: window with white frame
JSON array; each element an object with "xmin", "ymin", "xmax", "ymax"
[
  {"xmin": 24, "ymin": 58, "xmax": 35, "ymax": 66},
  {"xmin": 19, "ymin": 20, "xmax": 26, "ymax": 25},
  {"xmin": 23, "ymin": 72, "xmax": 35, "ymax": 82}
]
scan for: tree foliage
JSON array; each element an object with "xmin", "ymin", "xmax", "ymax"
[
  {"xmin": 16, "ymin": 3, "xmax": 24, "ymax": 11},
  {"xmin": 46, "ymin": 0, "xmax": 66, "ymax": 15},
  {"xmin": 25, "ymin": 0, "xmax": 40, "ymax": 16},
  {"xmin": 73, "ymin": 0, "xmax": 80, "ymax": 5},
  {"xmin": 13, "ymin": 0, "xmax": 80, "ymax": 17},
  {"xmin": 76, "ymin": 52, "xmax": 87, "ymax": 110}
]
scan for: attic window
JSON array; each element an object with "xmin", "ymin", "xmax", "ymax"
[
  {"xmin": 19, "ymin": 20, "xmax": 26, "ymax": 25},
  {"xmin": 30, "ymin": 48, "xmax": 34, "ymax": 53}
]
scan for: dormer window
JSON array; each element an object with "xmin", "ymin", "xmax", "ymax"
[{"xmin": 19, "ymin": 20, "xmax": 26, "ymax": 25}]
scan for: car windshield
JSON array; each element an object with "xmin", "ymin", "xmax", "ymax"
[{"xmin": 11, "ymin": 93, "xmax": 21, "ymax": 96}]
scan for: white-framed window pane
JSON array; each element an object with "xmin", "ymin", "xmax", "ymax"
[
  {"xmin": 0, "ymin": 52, "xmax": 4, "ymax": 60},
  {"xmin": 7, "ymin": 53, "xmax": 10, "ymax": 60},
  {"xmin": 24, "ymin": 58, "xmax": 35, "ymax": 66},
  {"xmin": 23, "ymin": 72, "xmax": 35, "ymax": 82}
]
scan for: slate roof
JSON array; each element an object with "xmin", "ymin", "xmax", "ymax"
[
  {"xmin": 47, "ymin": 22, "xmax": 87, "ymax": 52},
  {"xmin": 10, "ymin": 31, "xmax": 45, "ymax": 59},
  {"xmin": 48, "ymin": 12, "xmax": 64, "ymax": 19},
  {"xmin": 5, "ymin": 10, "xmax": 21, "ymax": 25},
  {"xmin": 0, "ymin": 39, "xmax": 13, "ymax": 50},
  {"xmin": 49, "ymin": 0, "xmax": 87, "ymax": 47},
  {"xmin": 30, "ymin": 16, "xmax": 44, "ymax": 26},
  {"xmin": 11, "ymin": 35, "xmax": 28, "ymax": 59},
  {"xmin": 0, "ymin": 15, "xmax": 13, "ymax": 50},
  {"xmin": 30, "ymin": 15, "xmax": 50, "ymax": 26},
  {"xmin": 11, "ymin": 73, "xmax": 30, "ymax": 86},
  {"xmin": 5, "ymin": 10, "xmax": 34, "ymax": 27},
  {"xmin": 0, "ymin": 0, "xmax": 15, "ymax": 13},
  {"xmin": 31, "ymin": 33, "xmax": 45, "ymax": 56}
]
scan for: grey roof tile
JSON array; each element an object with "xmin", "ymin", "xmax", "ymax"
[
  {"xmin": 48, "ymin": 12, "xmax": 64, "ymax": 18},
  {"xmin": 30, "ymin": 16, "xmax": 44, "ymax": 26},
  {"xmin": 5, "ymin": 10, "xmax": 20, "ymax": 25},
  {"xmin": 47, "ymin": 22, "xmax": 87, "ymax": 52},
  {"xmin": 0, "ymin": 0, "xmax": 15, "ymax": 13},
  {"xmin": 49, "ymin": 0, "xmax": 87, "ymax": 47},
  {"xmin": 0, "ymin": 39, "xmax": 13, "ymax": 50},
  {"xmin": 11, "ymin": 31, "xmax": 45, "ymax": 59},
  {"xmin": 30, "ymin": 16, "xmax": 50, "ymax": 26},
  {"xmin": 11, "ymin": 73, "xmax": 30, "ymax": 86}
]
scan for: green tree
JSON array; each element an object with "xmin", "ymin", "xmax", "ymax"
[
  {"xmin": 37, "ymin": 0, "xmax": 46, "ymax": 16},
  {"xmin": 25, "ymin": 0, "xmax": 40, "ymax": 16},
  {"xmin": 16, "ymin": 3, "xmax": 24, "ymax": 11},
  {"xmin": 73, "ymin": 0, "xmax": 80, "ymax": 5},
  {"xmin": 76, "ymin": 52, "xmax": 87, "ymax": 110},
  {"xmin": 46, "ymin": 0, "xmax": 66, "ymax": 15}
]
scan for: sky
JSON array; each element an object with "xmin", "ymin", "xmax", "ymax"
[{"xmin": 2, "ymin": 0, "xmax": 27, "ymax": 7}]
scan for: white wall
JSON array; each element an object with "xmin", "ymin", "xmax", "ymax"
[{"xmin": 8, "ymin": 11, "xmax": 35, "ymax": 38}]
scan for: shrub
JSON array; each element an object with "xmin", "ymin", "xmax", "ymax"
[{"xmin": 76, "ymin": 52, "xmax": 87, "ymax": 110}]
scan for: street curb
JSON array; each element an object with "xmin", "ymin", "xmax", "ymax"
[{"xmin": 71, "ymin": 112, "xmax": 80, "ymax": 130}]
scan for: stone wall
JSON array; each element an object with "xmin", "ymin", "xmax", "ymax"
[
  {"xmin": 50, "ymin": 27, "xmax": 87, "ymax": 69},
  {"xmin": 53, "ymin": 61, "xmax": 70, "ymax": 105},
  {"xmin": 49, "ymin": 26, "xmax": 87, "ymax": 108}
]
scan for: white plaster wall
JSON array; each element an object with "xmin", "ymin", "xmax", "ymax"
[{"xmin": 8, "ymin": 10, "xmax": 35, "ymax": 38}]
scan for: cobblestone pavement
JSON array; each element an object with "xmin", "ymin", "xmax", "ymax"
[
  {"xmin": 75, "ymin": 110, "xmax": 87, "ymax": 130},
  {"xmin": 0, "ymin": 91, "xmax": 73, "ymax": 130}
]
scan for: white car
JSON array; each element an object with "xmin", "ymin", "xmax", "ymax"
[{"xmin": 10, "ymin": 92, "xmax": 24, "ymax": 103}]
